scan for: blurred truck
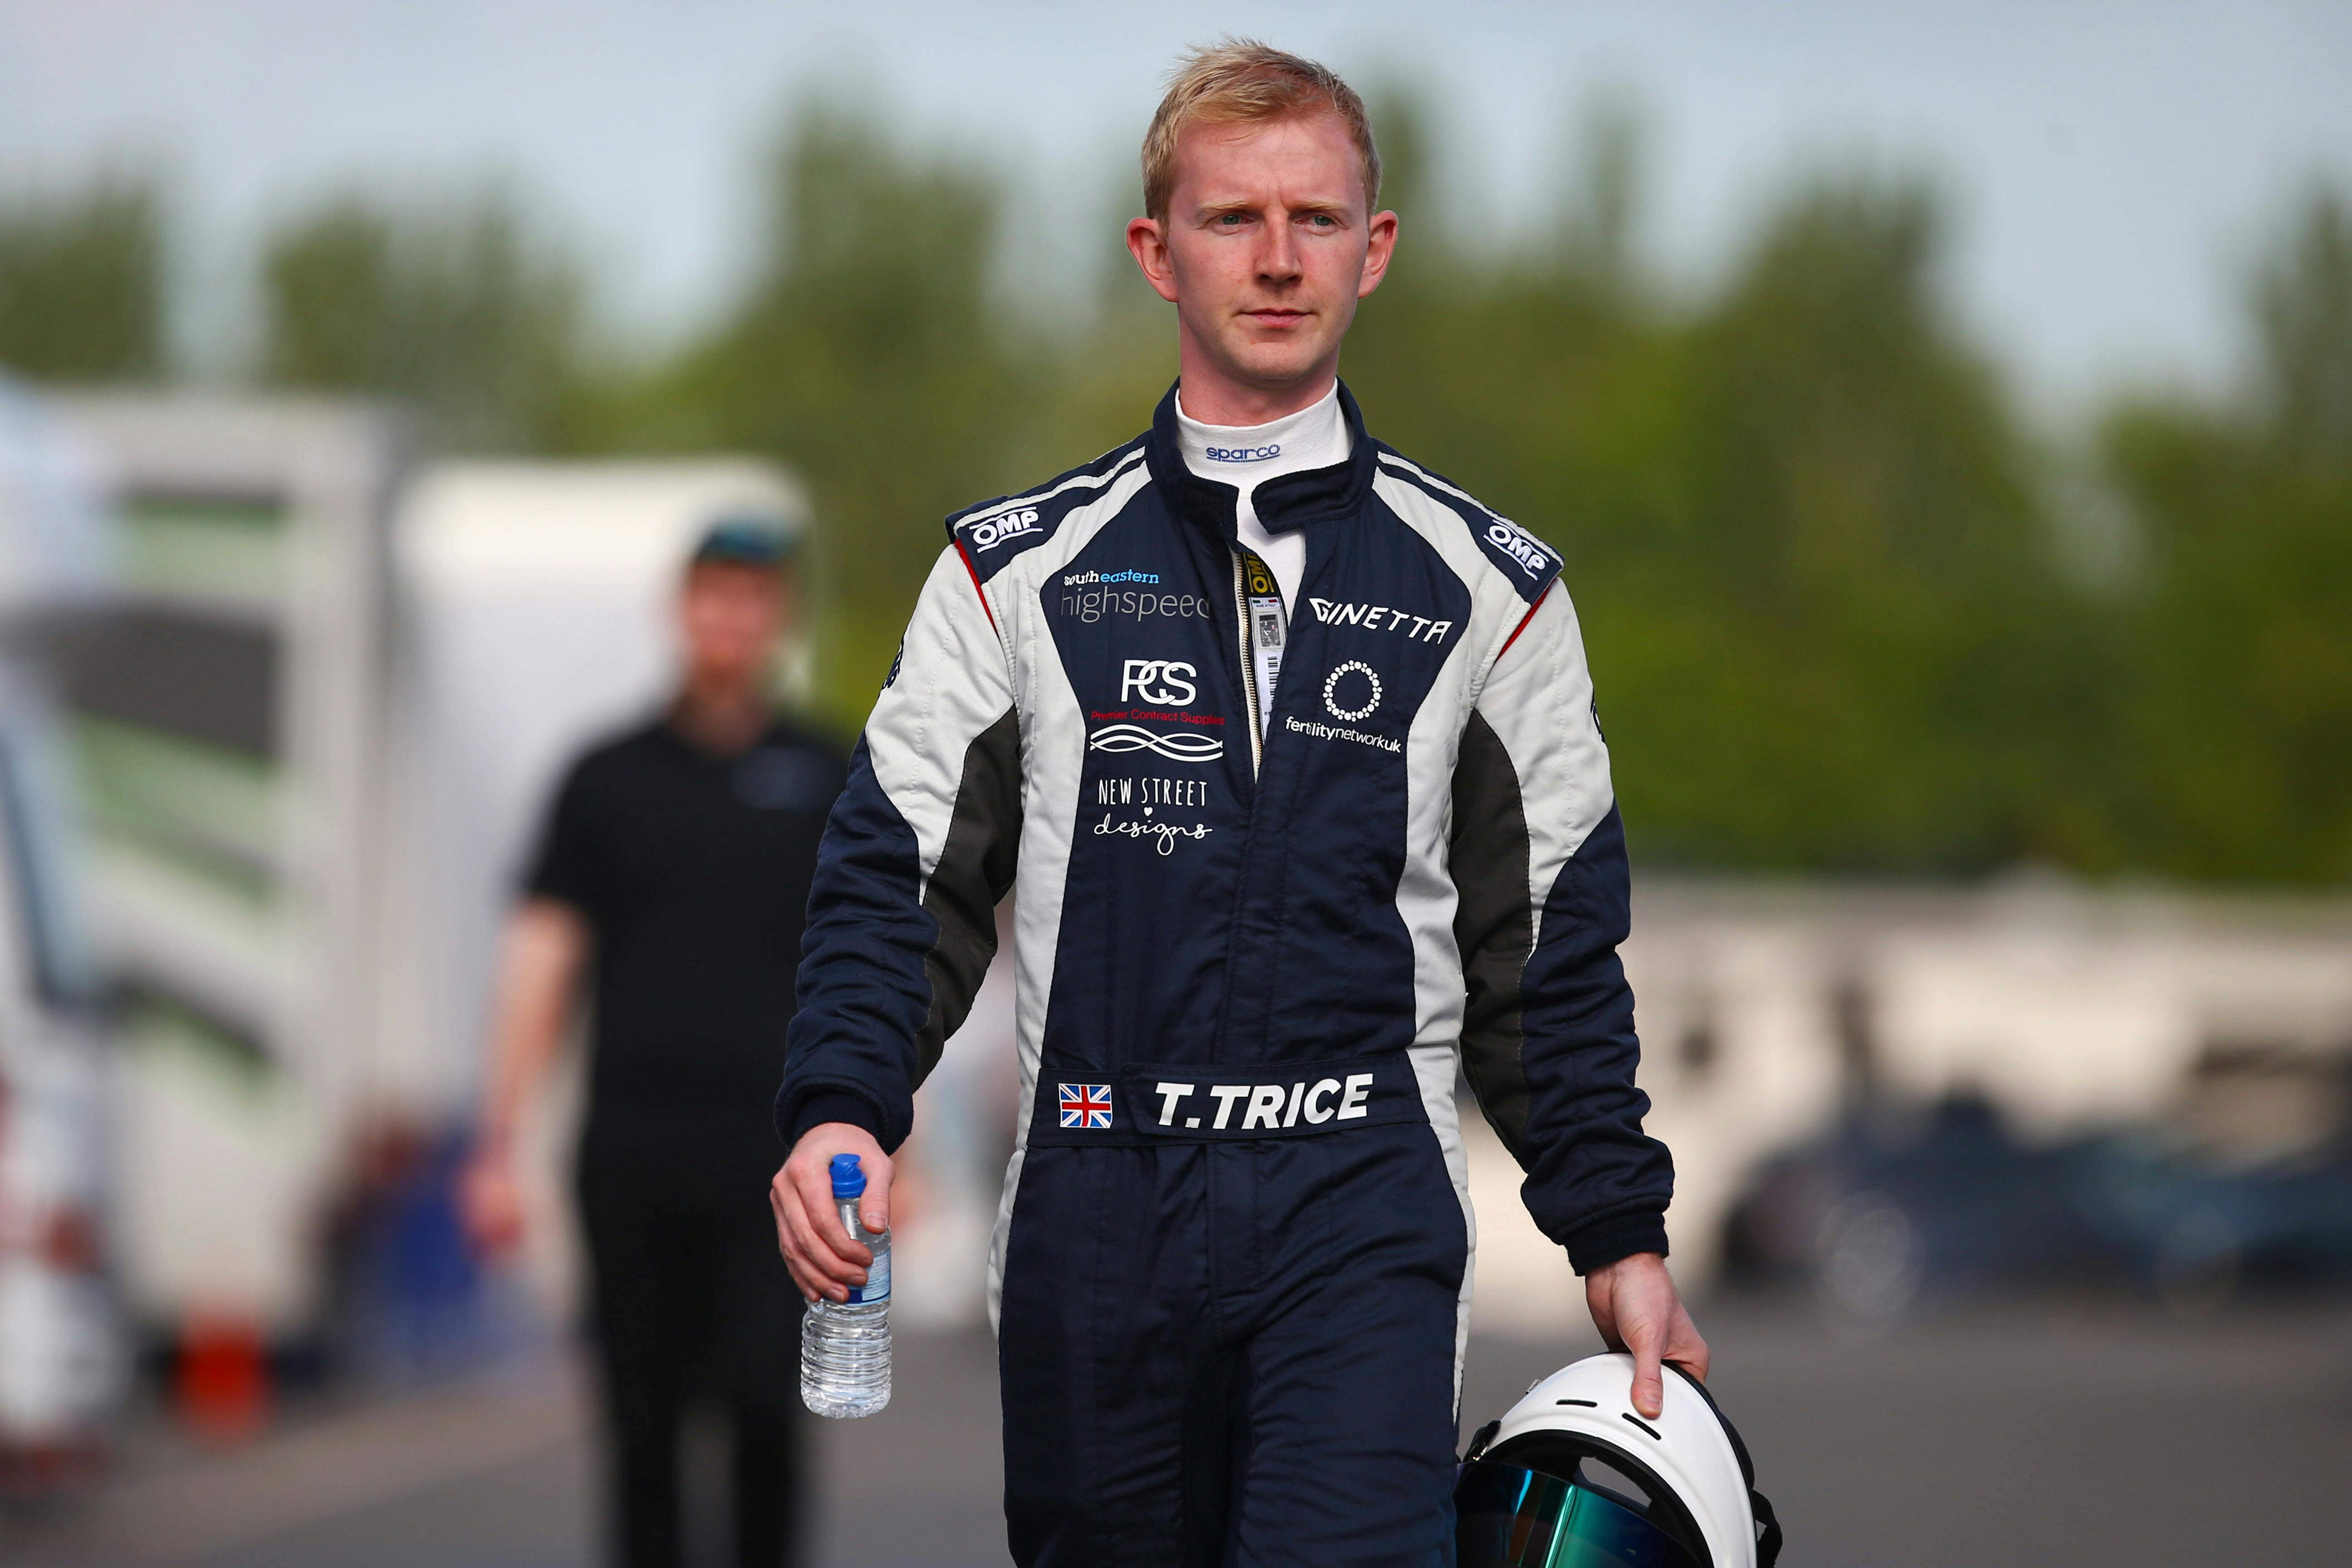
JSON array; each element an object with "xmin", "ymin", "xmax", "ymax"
[
  {"xmin": 0, "ymin": 380, "xmax": 125, "ymax": 1490},
  {"xmin": 44, "ymin": 392, "xmax": 809, "ymax": 1405}
]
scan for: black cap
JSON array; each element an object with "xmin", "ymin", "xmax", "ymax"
[{"xmin": 691, "ymin": 514, "xmax": 798, "ymax": 571}]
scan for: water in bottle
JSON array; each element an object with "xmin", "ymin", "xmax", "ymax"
[{"xmin": 799, "ymin": 1153, "xmax": 891, "ymax": 1417}]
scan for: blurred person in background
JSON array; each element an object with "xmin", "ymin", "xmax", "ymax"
[
  {"xmin": 461, "ymin": 521, "xmax": 846, "ymax": 1568},
  {"xmin": 772, "ymin": 39, "xmax": 1701, "ymax": 1567}
]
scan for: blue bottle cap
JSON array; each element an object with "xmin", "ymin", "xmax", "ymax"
[{"xmin": 828, "ymin": 1153, "xmax": 867, "ymax": 1199}]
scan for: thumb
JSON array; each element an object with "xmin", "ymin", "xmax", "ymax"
[
  {"xmin": 1630, "ymin": 1341, "xmax": 1664, "ymax": 1421},
  {"xmin": 861, "ymin": 1157, "xmax": 892, "ymax": 1235}
]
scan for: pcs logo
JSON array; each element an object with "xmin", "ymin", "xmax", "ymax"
[{"xmin": 1121, "ymin": 658, "xmax": 1197, "ymax": 706}]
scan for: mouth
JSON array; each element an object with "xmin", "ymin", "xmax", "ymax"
[{"xmin": 1242, "ymin": 308, "xmax": 1310, "ymax": 329}]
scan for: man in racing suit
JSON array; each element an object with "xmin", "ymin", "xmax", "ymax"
[{"xmin": 771, "ymin": 40, "xmax": 1706, "ymax": 1567}]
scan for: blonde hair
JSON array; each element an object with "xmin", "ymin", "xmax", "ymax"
[{"xmin": 1141, "ymin": 38, "xmax": 1381, "ymax": 223}]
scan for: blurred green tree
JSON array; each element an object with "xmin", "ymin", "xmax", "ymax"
[
  {"xmin": 1344, "ymin": 124, "xmax": 2104, "ymax": 875},
  {"xmin": 0, "ymin": 175, "xmax": 165, "ymax": 380},
  {"xmin": 1618, "ymin": 173, "xmax": 2106, "ymax": 874},
  {"xmin": 198, "ymin": 95, "xmax": 2352, "ymax": 888},
  {"xmin": 657, "ymin": 100, "xmax": 1039, "ymax": 721},
  {"xmin": 259, "ymin": 191, "xmax": 590, "ymax": 451},
  {"xmin": 2104, "ymin": 184, "xmax": 2352, "ymax": 882}
]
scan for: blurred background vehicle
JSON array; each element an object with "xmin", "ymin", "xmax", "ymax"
[
  {"xmin": 1725, "ymin": 1091, "xmax": 2352, "ymax": 1322},
  {"xmin": 0, "ymin": 4, "xmax": 2347, "ymax": 1565},
  {"xmin": 0, "ymin": 380, "xmax": 120, "ymax": 1492}
]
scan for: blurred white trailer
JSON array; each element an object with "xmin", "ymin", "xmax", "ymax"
[
  {"xmin": 48, "ymin": 393, "xmax": 811, "ymax": 1344},
  {"xmin": 0, "ymin": 381, "xmax": 125, "ymax": 1479},
  {"xmin": 49, "ymin": 394, "xmax": 405, "ymax": 1337}
]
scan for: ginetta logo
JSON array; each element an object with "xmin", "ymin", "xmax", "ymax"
[
  {"xmin": 1307, "ymin": 598, "xmax": 1453, "ymax": 644},
  {"xmin": 965, "ymin": 508, "xmax": 1039, "ymax": 551},
  {"xmin": 1121, "ymin": 658, "xmax": 1197, "ymax": 706}
]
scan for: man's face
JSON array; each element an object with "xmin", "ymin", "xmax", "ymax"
[
  {"xmin": 1127, "ymin": 111, "xmax": 1397, "ymax": 404},
  {"xmin": 678, "ymin": 562, "xmax": 789, "ymax": 691}
]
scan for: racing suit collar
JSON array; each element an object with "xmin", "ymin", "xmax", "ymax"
[{"xmin": 1149, "ymin": 378, "xmax": 1377, "ymax": 548}]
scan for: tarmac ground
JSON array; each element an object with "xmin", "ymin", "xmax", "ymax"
[{"xmin": 7, "ymin": 1298, "xmax": 2350, "ymax": 1568}]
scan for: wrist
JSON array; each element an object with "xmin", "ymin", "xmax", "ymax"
[
  {"xmin": 1564, "ymin": 1210, "xmax": 1670, "ymax": 1276},
  {"xmin": 782, "ymin": 1088, "xmax": 888, "ymax": 1151}
]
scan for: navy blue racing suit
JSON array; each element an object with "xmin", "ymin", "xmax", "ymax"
[{"xmin": 778, "ymin": 384, "xmax": 1674, "ymax": 1566}]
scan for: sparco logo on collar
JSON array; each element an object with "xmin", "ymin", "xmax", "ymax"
[
  {"xmin": 963, "ymin": 508, "xmax": 1039, "ymax": 551},
  {"xmin": 1121, "ymin": 659, "xmax": 1198, "ymax": 706},
  {"xmin": 1205, "ymin": 444, "xmax": 1280, "ymax": 462}
]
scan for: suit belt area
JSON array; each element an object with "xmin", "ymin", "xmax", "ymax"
[{"xmin": 1025, "ymin": 1054, "xmax": 1427, "ymax": 1148}]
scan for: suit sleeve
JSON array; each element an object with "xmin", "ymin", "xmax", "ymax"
[
  {"xmin": 776, "ymin": 544, "xmax": 1022, "ymax": 1154},
  {"xmin": 1449, "ymin": 580, "xmax": 1673, "ymax": 1273}
]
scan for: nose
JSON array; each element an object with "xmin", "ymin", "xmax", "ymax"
[{"xmin": 1258, "ymin": 218, "xmax": 1303, "ymax": 285}]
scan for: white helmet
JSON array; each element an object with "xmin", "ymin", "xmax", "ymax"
[{"xmin": 1456, "ymin": 1352, "xmax": 1781, "ymax": 1568}]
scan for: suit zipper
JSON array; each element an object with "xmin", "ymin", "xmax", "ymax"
[{"xmin": 1233, "ymin": 551, "xmax": 1261, "ymax": 775}]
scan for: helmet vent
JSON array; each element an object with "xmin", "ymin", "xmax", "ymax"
[
  {"xmin": 1554, "ymin": 1398, "xmax": 1597, "ymax": 1407},
  {"xmin": 1621, "ymin": 1413, "xmax": 1662, "ymax": 1440}
]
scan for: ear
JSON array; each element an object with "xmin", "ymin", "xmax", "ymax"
[
  {"xmin": 1357, "ymin": 209, "xmax": 1399, "ymax": 300},
  {"xmin": 1127, "ymin": 216, "xmax": 1182, "ymax": 304}
]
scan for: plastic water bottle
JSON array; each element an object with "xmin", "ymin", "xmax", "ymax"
[{"xmin": 799, "ymin": 1153, "xmax": 891, "ymax": 1418}]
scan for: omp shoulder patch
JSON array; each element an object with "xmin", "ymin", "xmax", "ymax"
[
  {"xmin": 947, "ymin": 442, "xmax": 1147, "ymax": 584},
  {"xmin": 1376, "ymin": 451, "xmax": 1562, "ymax": 604}
]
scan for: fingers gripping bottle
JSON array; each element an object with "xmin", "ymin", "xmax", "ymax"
[{"xmin": 799, "ymin": 1154, "xmax": 891, "ymax": 1417}]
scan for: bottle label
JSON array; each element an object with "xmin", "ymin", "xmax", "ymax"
[{"xmin": 847, "ymin": 1249, "xmax": 890, "ymax": 1304}]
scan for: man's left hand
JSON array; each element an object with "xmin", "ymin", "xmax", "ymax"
[{"xmin": 1584, "ymin": 1252, "xmax": 1708, "ymax": 1420}]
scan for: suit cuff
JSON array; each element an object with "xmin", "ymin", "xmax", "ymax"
[
  {"xmin": 779, "ymin": 1088, "xmax": 890, "ymax": 1151},
  {"xmin": 1563, "ymin": 1209, "xmax": 1670, "ymax": 1275}
]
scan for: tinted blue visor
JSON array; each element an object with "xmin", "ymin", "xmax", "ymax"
[{"xmin": 1456, "ymin": 1460, "xmax": 1705, "ymax": 1568}]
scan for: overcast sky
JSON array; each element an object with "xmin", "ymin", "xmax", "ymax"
[{"xmin": 4, "ymin": 0, "xmax": 2349, "ymax": 408}]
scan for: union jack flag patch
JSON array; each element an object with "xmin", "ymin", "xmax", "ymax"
[{"xmin": 1058, "ymin": 1083, "xmax": 1114, "ymax": 1130}]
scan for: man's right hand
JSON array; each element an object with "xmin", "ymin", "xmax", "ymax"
[
  {"xmin": 772, "ymin": 1122, "xmax": 894, "ymax": 1304},
  {"xmin": 459, "ymin": 1144, "xmax": 527, "ymax": 1260}
]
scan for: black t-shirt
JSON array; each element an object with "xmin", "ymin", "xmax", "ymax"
[{"xmin": 524, "ymin": 714, "xmax": 847, "ymax": 1164}]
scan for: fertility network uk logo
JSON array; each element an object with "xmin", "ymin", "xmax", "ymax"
[
  {"xmin": 1323, "ymin": 661, "xmax": 1382, "ymax": 722},
  {"xmin": 1287, "ymin": 661, "xmax": 1396, "ymax": 754}
]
